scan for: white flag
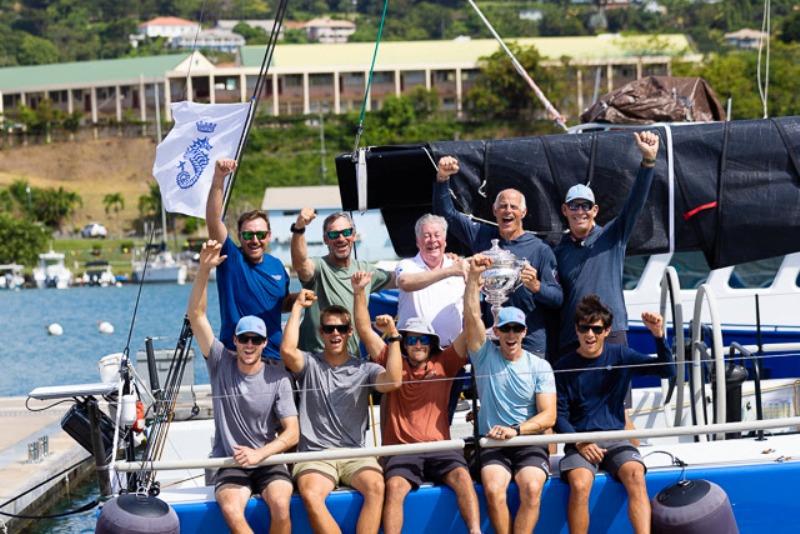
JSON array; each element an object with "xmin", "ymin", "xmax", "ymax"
[{"xmin": 152, "ymin": 101, "xmax": 251, "ymax": 218}]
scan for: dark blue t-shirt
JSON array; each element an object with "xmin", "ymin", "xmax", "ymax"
[
  {"xmin": 433, "ymin": 181, "xmax": 563, "ymax": 355},
  {"xmin": 554, "ymin": 339, "xmax": 673, "ymax": 434},
  {"xmin": 554, "ymin": 166, "xmax": 655, "ymax": 349},
  {"xmin": 216, "ymin": 236, "xmax": 289, "ymax": 360}
]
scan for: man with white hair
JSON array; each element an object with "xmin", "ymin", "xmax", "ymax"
[
  {"xmin": 395, "ymin": 213, "xmax": 467, "ymax": 347},
  {"xmin": 433, "ymin": 159, "xmax": 563, "ymax": 357}
]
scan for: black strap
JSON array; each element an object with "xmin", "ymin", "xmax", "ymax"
[
  {"xmin": 713, "ymin": 120, "xmax": 730, "ymax": 266},
  {"xmin": 540, "ymin": 137, "xmax": 566, "ymax": 234},
  {"xmin": 586, "ymin": 133, "xmax": 598, "ymax": 186}
]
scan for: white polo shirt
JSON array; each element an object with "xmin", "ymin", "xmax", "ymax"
[{"xmin": 395, "ymin": 253, "xmax": 465, "ymax": 347}]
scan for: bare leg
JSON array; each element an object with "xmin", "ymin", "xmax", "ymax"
[
  {"xmin": 383, "ymin": 476, "xmax": 412, "ymax": 534},
  {"xmin": 442, "ymin": 467, "xmax": 481, "ymax": 534},
  {"xmin": 297, "ymin": 471, "xmax": 340, "ymax": 534},
  {"xmin": 566, "ymin": 468, "xmax": 594, "ymax": 534},
  {"xmin": 481, "ymin": 464, "xmax": 512, "ymax": 534},
  {"xmin": 216, "ymin": 484, "xmax": 254, "ymax": 534},
  {"xmin": 262, "ymin": 479, "xmax": 293, "ymax": 534},
  {"xmin": 512, "ymin": 466, "xmax": 547, "ymax": 534},
  {"xmin": 617, "ymin": 462, "xmax": 651, "ymax": 534},
  {"xmin": 348, "ymin": 468, "xmax": 385, "ymax": 534}
]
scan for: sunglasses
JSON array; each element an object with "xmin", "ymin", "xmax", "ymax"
[
  {"xmin": 497, "ymin": 324, "xmax": 525, "ymax": 333},
  {"xmin": 325, "ymin": 228, "xmax": 354, "ymax": 240},
  {"xmin": 321, "ymin": 323, "xmax": 351, "ymax": 335},
  {"xmin": 567, "ymin": 201, "xmax": 594, "ymax": 212},
  {"xmin": 236, "ymin": 334, "xmax": 266, "ymax": 345},
  {"xmin": 577, "ymin": 324, "xmax": 606, "ymax": 335},
  {"xmin": 405, "ymin": 335, "xmax": 431, "ymax": 346},
  {"xmin": 240, "ymin": 230, "xmax": 268, "ymax": 241}
]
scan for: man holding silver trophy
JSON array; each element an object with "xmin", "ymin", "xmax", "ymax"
[{"xmin": 433, "ymin": 159, "xmax": 563, "ymax": 358}]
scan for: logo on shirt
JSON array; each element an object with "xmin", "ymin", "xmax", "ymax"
[{"xmin": 271, "ymin": 274, "xmax": 282, "ymax": 280}]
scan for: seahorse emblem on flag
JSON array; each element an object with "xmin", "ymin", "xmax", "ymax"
[{"xmin": 176, "ymin": 121, "xmax": 217, "ymax": 190}]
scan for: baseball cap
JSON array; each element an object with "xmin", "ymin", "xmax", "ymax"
[
  {"xmin": 398, "ymin": 317, "xmax": 441, "ymax": 352},
  {"xmin": 235, "ymin": 315, "xmax": 267, "ymax": 337},
  {"xmin": 565, "ymin": 184, "xmax": 595, "ymax": 204},
  {"xmin": 496, "ymin": 307, "xmax": 526, "ymax": 328}
]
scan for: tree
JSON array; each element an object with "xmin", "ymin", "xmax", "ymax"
[
  {"xmin": 233, "ymin": 22, "xmax": 268, "ymax": 45},
  {"xmin": 780, "ymin": 12, "xmax": 800, "ymax": 43},
  {"xmin": 463, "ymin": 44, "xmax": 567, "ymax": 122},
  {"xmin": 103, "ymin": 192, "xmax": 125, "ymax": 216},
  {"xmin": 0, "ymin": 213, "xmax": 49, "ymax": 266},
  {"xmin": 32, "ymin": 186, "xmax": 83, "ymax": 230}
]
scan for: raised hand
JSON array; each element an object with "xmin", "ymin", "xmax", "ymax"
[
  {"xmin": 295, "ymin": 207, "xmax": 317, "ymax": 230},
  {"xmin": 436, "ymin": 156, "xmax": 460, "ymax": 182},
  {"xmin": 350, "ymin": 271, "xmax": 373, "ymax": 292},
  {"xmin": 374, "ymin": 314, "xmax": 398, "ymax": 335},
  {"xmin": 294, "ymin": 289, "xmax": 317, "ymax": 309},
  {"xmin": 468, "ymin": 254, "xmax": 492, "ymax": 281},
  {"xmin": 199, "ymin": 240, "xmax": 227, "ymax": 269},
  {"xmin": 641, "ymin": 311, "xmax": 664, "ymax": 338},
  {"xmin": 213, "ymin": 158, "xmax": 237, "ymax": 182},
  {"xmin": 633, "ymin": 131, "xmax": 659, "ymax": 161}
]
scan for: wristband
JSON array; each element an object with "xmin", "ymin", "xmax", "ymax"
[
  {"xmin": 642, "ymin": 157, "xmax": 656, "ymax": 165},
  {"xmin": 290, "ymin": 223, "xmax": 305, "ymax": 234},
  {"xmin": 511, "ymin": 423, "xmax": 521, "ymax": 436},
  {"xmin": 385, "ymin": 334, "xmax": 403, "ymax": 343}
]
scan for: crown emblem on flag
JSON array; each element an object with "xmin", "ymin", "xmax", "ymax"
[{"xmin": 196, "ymin": 120, "xmax": 217, "ymax": 133}]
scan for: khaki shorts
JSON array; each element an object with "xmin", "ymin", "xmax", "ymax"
[{"xmin": 293, "ymin": 457, "xmax": 382, "ymax": 487}]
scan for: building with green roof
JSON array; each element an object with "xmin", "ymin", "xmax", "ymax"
[{"xmin": 0, "ymin": 34, "xmax": 698, "ymax": 124}]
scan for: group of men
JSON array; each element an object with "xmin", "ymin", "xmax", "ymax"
[{"xmin": 187, "ymin": 131, "xmax": 676, "ymax": 534}]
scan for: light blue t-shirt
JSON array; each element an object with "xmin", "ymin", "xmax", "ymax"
[{"xmin": 470, "ymin": 340, "xmax": 556, "ymax": 435}]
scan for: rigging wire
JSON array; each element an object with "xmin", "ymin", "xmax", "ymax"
[
  {"xmin": 756, "ymin": 0, "xmax": 771, "ymax": 119},
  {"xmin": 465, "ymin": 0, "xmax": 567, "ymax": 132},
  {"xmin": 352, "ymin": 0, "xmax": 390, "ymax": 154}
]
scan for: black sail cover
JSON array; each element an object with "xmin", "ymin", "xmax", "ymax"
[{"xmin": 335, "ymin": 116, "xmax": 800, "ymax": 269}]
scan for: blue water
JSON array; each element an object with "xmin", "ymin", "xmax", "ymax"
[{"xmin": 0, "ymin": 283, "xmax": 222, "ymax": 396}]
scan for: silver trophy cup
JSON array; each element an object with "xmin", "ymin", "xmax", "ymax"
[{"xmin": 479, "ymin": 239, "xmax": 527, "ymax": 334}]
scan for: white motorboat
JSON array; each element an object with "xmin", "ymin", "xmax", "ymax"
[
  {"xmin": 0, "ymin": 263, "xmax": 25, "ymax": 289},
  {"xmin": 81, "ymin": 260, "xmax": 116, "ymax": 287},
  {"xmin": 32, "ymin": 250, "xmax": 72, "ymax": 289}
]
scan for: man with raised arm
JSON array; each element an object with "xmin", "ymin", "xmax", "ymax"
[
  {"xmin": 280, "ymin": 289, "xmax": 403, "ymax": 534},
  {"xmin": 464, "ymin": 254, "xmax": 558, "ymax": 534},
  {"xmin": 351, "ymin": 271, "xmax": 480, "ymax": 534},
  {"xmin": 187, "ymin": 240, "xmax": 298, "ymax": 534},
  {"xmin": 206, "ymin": 159, "xmax": 291, "ymax": 360},
  {"xmin": 395, "ymin": 213, "xmax": 467, "ymax": 347},
  {"xmin": 433, "ymin": 164, "xmax": 562, "ymax": 356},
  {"xmin": 290, "ymin": 207, "xmax": 394, "ymax": 354},
  {"xmin": 554, "ymin": 131, "xmax": 660, "ymax": 354},
  {"xmin": 554, "ymin": 295, "xmax": 675, "ymax": 534}
]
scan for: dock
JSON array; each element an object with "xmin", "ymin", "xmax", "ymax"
[{"xmin": 0, "ymin": 396, "xmax": 93, "ymax": 534}]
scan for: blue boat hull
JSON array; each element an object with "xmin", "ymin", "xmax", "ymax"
[{"xmin": 172, "ymin": 460, "xmax": 800, "ymax": 533}]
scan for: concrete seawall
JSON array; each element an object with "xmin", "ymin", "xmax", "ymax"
[{"xmin": 0, "ymin": 397, "xmax": 94, "ymax": 534}]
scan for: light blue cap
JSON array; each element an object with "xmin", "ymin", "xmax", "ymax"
[
  {"xmin": 496, "ymin": 307, "xmax": 526, "ymax": 328},
  {"xmin": 565, "ymin": 184, "xmax": 595, "ymax": 204},
  {"xmin": 235, "ymin": 315, "xmax": 267, "ymax": 337}
]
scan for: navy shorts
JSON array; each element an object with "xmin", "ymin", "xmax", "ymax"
[
  {"xmin": 383, "ymin": 451, "xmax": 468, "ymax": 489},
  {"xmin": 214, "ymin": 464, "xmax": 291, "ymax": 495},
  {"xmin": 480, "ymin": 445, "xmax": 550, "ymax": 477},
  {"xmin": 559, "ymin": 441, "xmax": 645, "ymax": 481}
]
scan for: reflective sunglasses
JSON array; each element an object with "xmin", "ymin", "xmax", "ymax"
[
  {"xmin": 567, "ymin": 201, "xmax": 594, "ymax": 212},
  {"xmin": 321, "ymin": 323, "xmax": 351, "ymax": 334},
  {"xmin": 577, "ymin": 324, "xmax": 606, "ymax": 335},
  {"xmin": 497, "ymin": 324, "xmax": 525, "ymax": 333},
  {"xmin": 240, "ymin": 230, "xmax": 268, "ymax": 241},
  {"xmin": 325, "ymin": 227, "xmax": 354, "ymax": 240},
  {"xmin": 405, "ymin": 335, "xmax": 431, "ymax": 346},
  {"xmin": 236, "ymin": 334, "xmax": 266, "ymax": 345}
]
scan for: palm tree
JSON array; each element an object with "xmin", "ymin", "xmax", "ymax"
[{"xmin": 103, "ymin": 192, "xmax": 125, "ymax": 216}]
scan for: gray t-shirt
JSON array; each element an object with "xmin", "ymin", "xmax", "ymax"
[
  {"xmin": 207, "ymin": 339, "xmax": 297, "ymax": 458},
  {"xmin": 299, "ymin": 256, "xmax": 391, "ymax": 354},
  {"xmin": 293, "ymin": 351, "xmax": 384, "ymax": 452}
]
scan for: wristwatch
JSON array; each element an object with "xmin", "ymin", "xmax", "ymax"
[
  {"xmin": 290, "ymin": 223, "xmax": 305, "ymax": 234},
  {"xmin": 385, "ymin": 334, "xmax": 403, "ymax": 343},
  {"xmin": 510, "ymin": 423, "xmax": 521, "ymax": 436}
]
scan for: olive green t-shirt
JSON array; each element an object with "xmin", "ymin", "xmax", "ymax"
[{"xmin": 299, "ymin": 256, "xmax": 392, "ymax": 354}]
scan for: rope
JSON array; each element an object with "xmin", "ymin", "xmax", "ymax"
[
  {"xmin": 352, "ymin": 0, "xmax": 390, "ymax": 153},
  {"xmin": 0, "ymin": 499, "xmax": 98, "ymax": 520},
  {"xmin": 756, "ymin": 0, "xmax": 771, "ymax": 119}
]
